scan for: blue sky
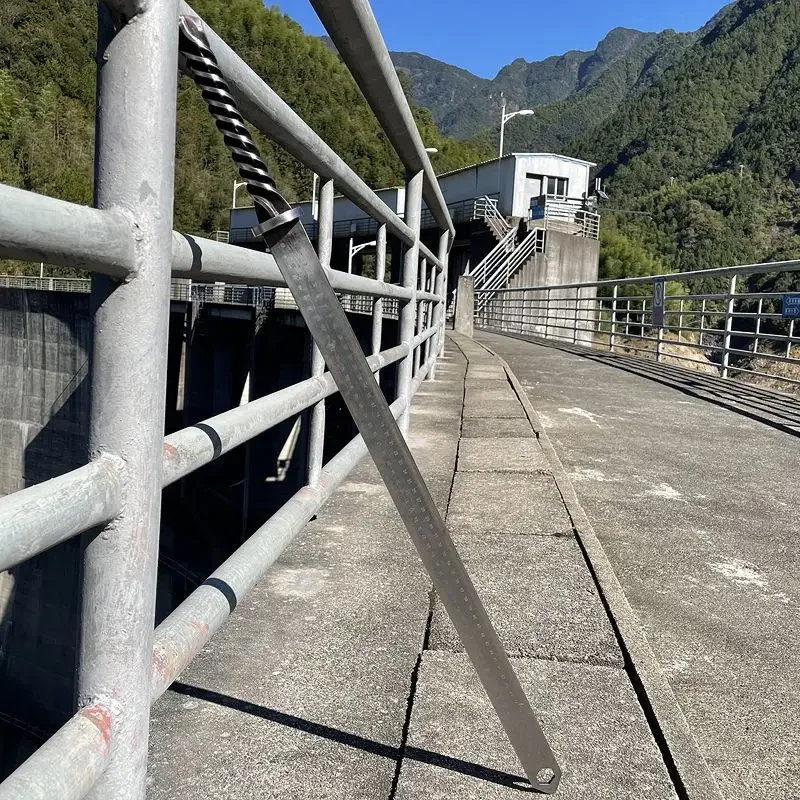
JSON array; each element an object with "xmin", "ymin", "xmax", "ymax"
[{"xmin": 273, "ymin": 0, "xmax": 727, "ymax": 78}]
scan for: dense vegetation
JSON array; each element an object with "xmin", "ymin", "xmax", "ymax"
[
  {"xmin": 573, "ymin": 0, "xmax": 800, "ymax": 277},
  {"xmin": 0, "ymin": 0, "xmax": 488, "ymax": 265}
]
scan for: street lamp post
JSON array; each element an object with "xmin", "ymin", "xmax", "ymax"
[
  {"xmin": 498, "ymin": 97, "xmax": 535, "ymax": 161},
  {"xmin": 348, "ymin": 239, "xmax": 377, "ymax": 274},
  {"xmin": 232, "ymin": 179, "xmax": 247, "ymax": 208},
  {"xmin": 497, "ymin": 97, "xmax": 534, "ymax": 196}
]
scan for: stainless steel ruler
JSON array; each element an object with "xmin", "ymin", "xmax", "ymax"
[{"xmin": 179, "ymin": 15, "xmax": 561, "ymax": 793}]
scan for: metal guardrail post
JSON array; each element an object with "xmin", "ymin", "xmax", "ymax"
[
  {"xmin": 573, "ymin": 287, "xmax": 580, "ymax": 344},
  {"xmin": 308, "ymin": 178, "xmax": 334, "ymax": 484},
  {"xmin": 753, "ymin": 298, "xmax": 762, "ymax": 353},
  {"xmin": 430, "ymin": 231, "xmax": 449, "ymax": 373},
  {"xmin": 398, "ymin": 170, "xmax": 423, "ymax": 434},
  {"xmin": 371, "ymin": 223, "xmax": 387, "ymax": 384},
  {"xmin": 610, "ymin": 284, "xmax": 618, "ymax": 352},
  {"xmin": 414, "ymin": 258, "xmax": 426, "ymax": 375},
  {"xmin": 544, "ymin": 288, "xmax": 551, "ymax": 339},
  {"xmin": 722, "ymin": 275, "xmax": 737, "ymax": 378},
  {"xmin": 78, "ymin": 2, "xmax": 179, "ymax": 799}
]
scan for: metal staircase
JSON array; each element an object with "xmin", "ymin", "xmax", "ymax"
[
  {"xmin": 469, "ymin": 196, "xmax": 546, "ymax": 308},
  {"xmin": 473, "ymin": 196, "xmax": 512, "ymax": 241}
]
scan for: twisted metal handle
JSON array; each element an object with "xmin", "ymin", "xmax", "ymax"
[{"xmin": 178, "ymin": 15, "xmax": 298, "ymax": 233}]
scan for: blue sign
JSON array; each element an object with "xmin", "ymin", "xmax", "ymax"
[
  {"xmin": 652, "ymin": 278, "xmax": 665, "ymax": 328},
  {"xmin": 782, "ymin": 294, "xmax": 800, "ymax": 319}
]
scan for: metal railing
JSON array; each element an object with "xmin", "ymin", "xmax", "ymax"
[
  {"xmin": 475, "ymin": 228, "xmax": 546, "ymax": 312},
  {"xmin": 0, "ymin": 1, "xmax": 451, "ymax": 797},
  {"xmin": 0, "ymin": 275, "xmax": 401, "ymax": 319},
  {"xmin": 474, "ymin": 194, "xmax": 512, "ymax": 238},
  {"xmin": 530, "ymin": 196, "xmax": 600, "ymax": 240},
  {"xmin": 475, "ymin": 259, "xmax": 800, "ymax": 394}
]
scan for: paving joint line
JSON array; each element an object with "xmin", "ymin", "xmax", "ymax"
[
  {"xmin": 464, "ymin": 332, "xmax": 725, "ymax": 800},
  {"xmin": 389, "ymin": 346, "xmax": 468, "ymax": 799}
]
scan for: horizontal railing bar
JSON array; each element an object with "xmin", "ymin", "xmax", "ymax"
[
  {"xmin": 162, "ymin": 342, "xmax": 411, "ymax": 485},
  {"xmin": 309, "ymin": 0, "xmax": 454, "ymax": 240},
  {"xmin": 172, "ymin": 233, "xmax": 424, "ymax": 300},
  {"xmin": 180, "ymin": 2, "xmax": 444, "ymax": 272},
  {"xmin": 151, "ymin": 393, "xmax": 409, "ymax": 698},
  {"xmin": 0, "ymin": 213, "xmax": 435, "ymax": 302},
  {"xmin": 0, "ymin": 184, "xmax": 134, "ymax": 279},
  {"xmin": 475, "ymin": 259, "xmax": 800, "ymax": 294},
  {"xmin": 0, "ymin": 456, "xmax": 124, "ymax": 573},
  {"xmin": 0, "ymin": 705, "xmax": 112, "ymax": 800}
]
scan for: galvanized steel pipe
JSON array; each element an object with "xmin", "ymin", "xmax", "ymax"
[
  {"xmin": 0, "ymin": 456, "xmax": 123, "ymax": 573},
  {"xmin": 0, "ymin": 705, "xmax": 113, "ymax": 800},
  {"xmin": 308, "ymin": 0, "xmax": 455, "ymax": 239},
  {"xmin": 152, "ymin": 396, "xmax": 407, "ymax": 698},
  {"xmin": 78, "ymin": 2, "xmax": 179, "ymax": 798},
  {"xmin": 0, "ymin": 185, "xmax": 135, "ymax": 278},
  {"xmin": 179, "ymin": 2, "xmax": 443, "ymax": 272}
]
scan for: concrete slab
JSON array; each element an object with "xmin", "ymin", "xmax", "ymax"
[
  {"xmin": 467, "ymin": 366, "xmax": 506, "ymax": 380},
  {"xmin": 394, "ymin": 652, "xmax": 676, "ymax": 800},
  {"xmin": 458, "ymin": 438, "xmax": 550, "ymax": 473},
  {"xmin": 447, "ymin": 472, "xmax": 571, "ymax": 537},
  {"xmin": 146, "ymin": 344, "xmax": 469, "ymax": 799},
  {"xmin": 461, "ymin": 418, "xmax": 535, "ymax": 438},
  {"xmin": 430, "ymin": 533, "xmax": 621, "ymax": 665},
  {"xmin": 463, "ymin": 387, "xmax": 525, "ymax": 420},
  {"xmin": 477, "ymin": 329, "xmax": 800, "ymax": 800},
  {"xmin": 148, "ymin": 563, "xmax": 428, "ymax": 800}
]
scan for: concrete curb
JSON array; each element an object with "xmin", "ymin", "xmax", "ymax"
[{"xmin": 464, "ymin": 334, "xmax": 725, "ymax": 800}]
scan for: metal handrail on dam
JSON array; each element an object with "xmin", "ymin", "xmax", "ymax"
[{"xmin": 0, "ymin": 1, "xmax": 454, "ymax": 797}]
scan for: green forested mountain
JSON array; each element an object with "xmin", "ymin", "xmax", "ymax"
[
  {"xmin": 390, "ymin": 27, "xmax": 693, "ymax": 141},
  {"xmin": 0, "ymin": 0, "xmax": 488, "ymax": 249},
  {"xmin": 573, "ymin": 0, "xmax": 800, "ymax": 275},
  {"xmin": 500, "ymin": 29, "xmax": 692, "ymax": 155}
]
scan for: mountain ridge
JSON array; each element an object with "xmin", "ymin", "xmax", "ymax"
[{"xmin": 390, "ymin": 26, "xmax": 693, "ymax": 139}]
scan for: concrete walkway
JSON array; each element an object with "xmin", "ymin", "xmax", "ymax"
[
  {"xmin": 147, "ymin": 334, "xmax": 688, "ymax": 799},
  {"xmin": 476, "ymin": 329, "xmax": 800, "ymax": 800}
]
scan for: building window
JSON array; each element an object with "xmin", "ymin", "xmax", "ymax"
[
  {"xmin": 546, "ymin": 176, "xmax": 568, "ymax": 196},
  {"xmin": 526, "ymin": 173, "xmax": 569, "ymax": 197}
]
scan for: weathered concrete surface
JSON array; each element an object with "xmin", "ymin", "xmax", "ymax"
[
  {"xmin": 150, "ymin": 334, "xmax": 682, "ymax": 799},
  {"xmin": 458, "ymin": 437, "xmax": 549, "ymax": 472},
  {"xmin": 476, "ymin": 329, "xmax": 800, "ymax": 800},
  {"xmin": 447, "ymin": 473, "xmax": 571, "ymax": 536},
  {"xmin": 147, "ymin": 351, "xmax": 467, "ymax": 799},
  {"xmin": 395, "ymin": 653, "xmax": 675, "ymax": 800},
  {"xmin": 396, "ymin": 334, "xmax": 680, "ymax": 799},
  {"xmin": 428, "ymin": 533, "xmax": 622, "ymax": 665},
  {"xmin": 455, "ymin": 274, "xmax": 475, "ymax": 337}
]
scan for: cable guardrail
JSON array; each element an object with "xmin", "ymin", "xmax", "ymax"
[
  {"xmin": 474, "ymin": 259, "xmax": 800, "ymax": 393},
  {"xmin": 0, "ymin": 0, "xmax": 561, "ymax": 796}
]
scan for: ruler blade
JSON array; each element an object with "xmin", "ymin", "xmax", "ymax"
[{"xmin": 263, "ymin": 219, "xmax": 561, "ymax": 793}]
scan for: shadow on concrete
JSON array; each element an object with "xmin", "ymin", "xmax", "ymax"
[
  {"xmin": 168, "ymin": 681, "xmax": 532, "ymax": 792},
  {"xmin": 480, "ymin": 329, "xmax": 800, "ymax": 436}
]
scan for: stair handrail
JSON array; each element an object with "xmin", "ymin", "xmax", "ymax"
[
  {"xmin": 476, "ymin": 229, "xmax": 545, "ymax": 311},
  {"xmin": 473, "ymin": 195, "xmax": 512, "ymax": 236},
  {"xmin": 470, "ymin": 227, "xmax": 517, "ymax": 289}
]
